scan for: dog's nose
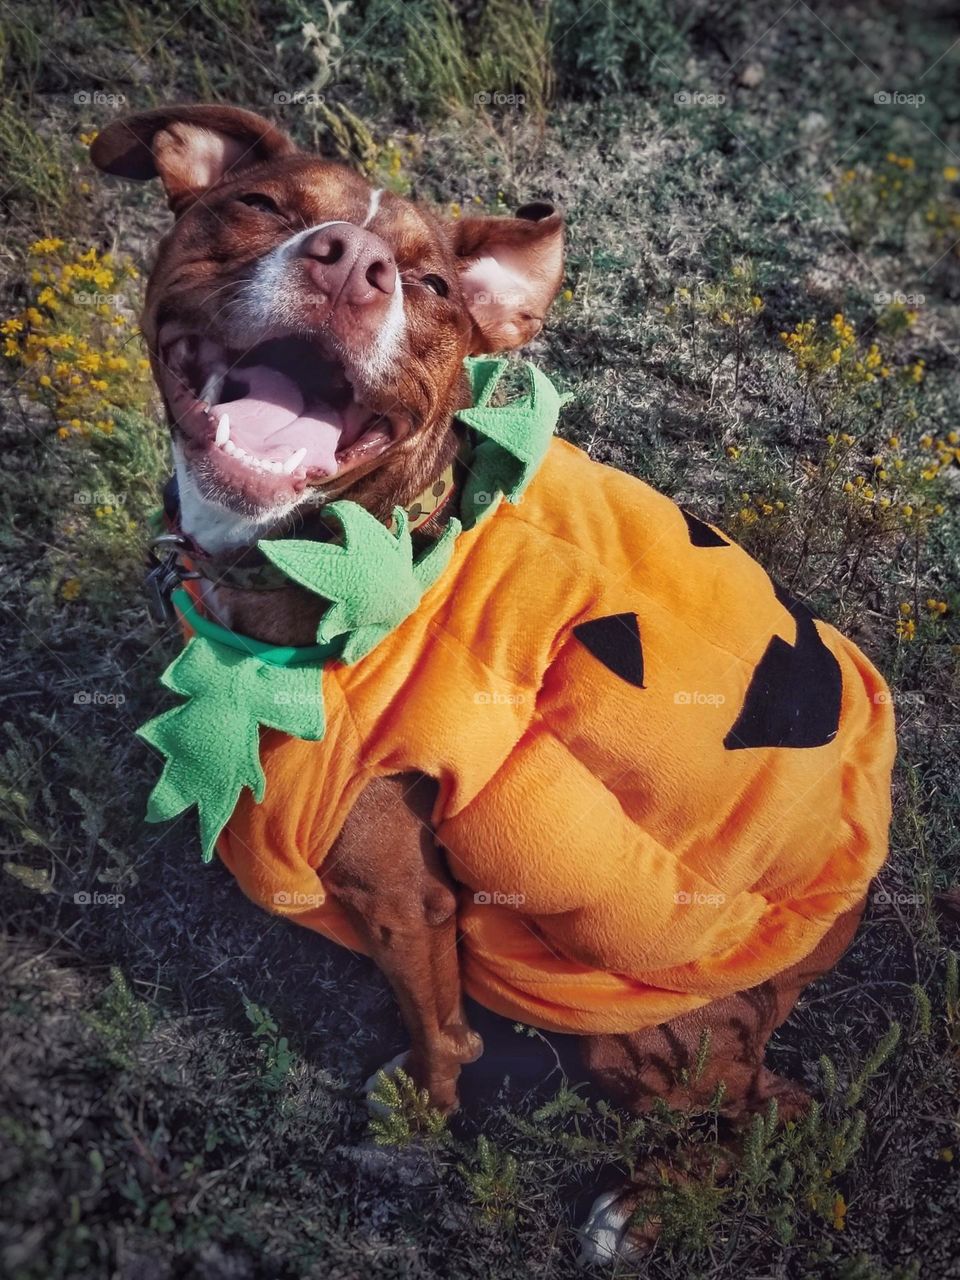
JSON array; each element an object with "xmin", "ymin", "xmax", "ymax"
[{"xmin": 299, "ymin": 223, "xmax": 397, "ymax": 306}]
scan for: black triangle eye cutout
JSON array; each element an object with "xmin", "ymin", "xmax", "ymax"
[
  {"xmin": 681, "ymin": 508, "xmax": 730, "ymax": 548},
  {"xmin": 724, "ymin": 583, "xmax": 842, "ymax": 750},
  {"xmin": 573, "ymin": 613, "xmax": 645, "ymax": 688}
]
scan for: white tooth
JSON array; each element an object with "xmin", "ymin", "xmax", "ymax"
[
  {"xmin": 234, "ymin": 447, "xmax": 249, "ymax": 460},
  {"xmin": 283, "ymin": 448, "xmax": 307, "ymax": 475},
  {"xmin": 215, "ymin": 414, "xmax": 230, "ymax": 446},
  {"xmin": 223, "ymin": 440, "xmax": 239, "ymax": 456}
]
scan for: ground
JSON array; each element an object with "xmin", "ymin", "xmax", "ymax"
[{"xmin": 1, "ymin": 1, "xmax": 959, "ymax": 1277}]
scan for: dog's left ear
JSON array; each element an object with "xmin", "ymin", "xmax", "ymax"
[
  {"xmin": 448, "ymin": 203, "xmax": 564, "ymax": 353},
  {"xmin": 90, "ymin": 104, "xmax": 297, "ymax": 215}
]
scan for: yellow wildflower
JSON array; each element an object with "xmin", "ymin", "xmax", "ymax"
[{"xmin": 832, "ymin": 1193, "xmax": 847, "ymax": 1231}]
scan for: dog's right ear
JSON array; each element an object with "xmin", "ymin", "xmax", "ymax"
[
  {"xmin": 89, "ymin": 105, "xmax": 297, "ymax": 215},
  {"xmin": 448, "ymin": 202, "xmax": 564, "ymax": 353}
]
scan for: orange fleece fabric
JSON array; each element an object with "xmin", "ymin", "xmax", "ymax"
[{"xmin": 217, "ymin": 438, "xmax": 896, "ymax": 1035}]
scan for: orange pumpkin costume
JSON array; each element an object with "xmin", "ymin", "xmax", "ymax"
[
  {"xmin": 141, "ymin": 359, "xmax": 894, "ymax": 1035},
  {"xmin": 203, "ymin": 404, "xmax": 895, "ymax": 1034}
]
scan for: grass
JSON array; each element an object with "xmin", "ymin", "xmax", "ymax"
[{"xmin": 1, "ymin": 0, "xmax": 959, "ymax": 1276}]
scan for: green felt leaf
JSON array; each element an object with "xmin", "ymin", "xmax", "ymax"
[
  {"xmin": 457, "ymin": 359, "xmax": 564, "ymax": 526},
  {"xmin": 138, "ymin": 637, "xmax": 326, "ymax": 862},
  {"xmin": 259, "ymin": 501, "xmax": 423, "ymax": 652},
  {"xmin": 412, "ymin": 516, "xmax": 461, "ymax": 590}
]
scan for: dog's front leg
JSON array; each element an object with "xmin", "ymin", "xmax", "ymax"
[{"xmin": 325, "ymin": 773, "xmax": 482, "ymax": 1113}]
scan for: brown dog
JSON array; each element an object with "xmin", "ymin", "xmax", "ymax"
[{"xmin": 92, "ymin": 105, "xmax": 874, "ymax": 1261}]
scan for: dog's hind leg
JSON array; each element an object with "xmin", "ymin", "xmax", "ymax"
[
  {"xmin": 578, "ymin": 900, "xmax": 866, "ymax": 1263},
  {"xmin": 580, "ymin": 899, "xmax": 865, "ymax": 1120},
  {"xmin": 325, "ymin": 772, "xmax": 482, "ymax": 1113}
]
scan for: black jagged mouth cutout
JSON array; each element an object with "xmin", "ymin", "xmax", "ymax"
[{"xmin": 724, "ymin": 583, "xmax": 842, "ymax": 750}]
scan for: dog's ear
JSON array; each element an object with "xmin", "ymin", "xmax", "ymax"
[
  {"xmin": 448, "ymin": 203, "xmax": 564, "ymax": 353},
  {"xmin": 89, "ymin": 104, "xmax": 297, "ymax": 215}
]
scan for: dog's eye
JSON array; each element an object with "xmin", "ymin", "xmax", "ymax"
[
  {"xmin": 236, "ymin": 193, "xmax": 281, "ymax": 215},
  {"xmin": 421, "ymin": 274, "xmax": 449, "ymax": 298}
]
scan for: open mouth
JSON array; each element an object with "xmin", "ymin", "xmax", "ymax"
[{"xmin": 159, "ymin": 329, "xmax": 404, "ymax": 508}]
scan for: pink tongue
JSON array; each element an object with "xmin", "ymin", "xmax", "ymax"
[{"xmin": 213, "ymin": 364, "xmax": 344, "ymax": 476}]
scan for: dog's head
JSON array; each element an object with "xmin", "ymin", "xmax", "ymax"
[{"xmin": 91, "ymin": 105, "xmax": 563, "ymax": 551}]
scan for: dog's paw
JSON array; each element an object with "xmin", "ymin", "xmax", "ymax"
[
  {"xmin": 364, "ymin": 1051, "xmax": 411, "ymax": 1117},
  {"xmin": 578, "ymin": 1187, "xmax": 656, "ymax": 1267}
]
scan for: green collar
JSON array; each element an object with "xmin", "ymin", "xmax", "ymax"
[
  {"xmin": 138, "ymin": 355, "xmax": 566, "ymax": 861},
  {"xmin": 169, "ymin": 588, "xmax": 341, "ymax": 667}
]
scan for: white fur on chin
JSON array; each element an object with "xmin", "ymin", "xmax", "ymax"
[{"xmin": 172, "ymin": 441, "xmax": 299, "ymax": 555}]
